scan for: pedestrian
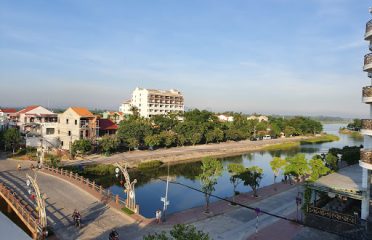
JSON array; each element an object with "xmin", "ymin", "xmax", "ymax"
[
  {"xmin": 158, "ymin": 210, "xmax": 162, "ymax": 223},
  {"xmin": 284, "ymin": 174, "xmax": 288, "ymax": 184},
  {"xmin": 155, "ymin": 210, "xmax": 159, "ymax": 223},
  {"xmin": 17, "ymin": 163, "xmax": 21, "ymax": 171}
]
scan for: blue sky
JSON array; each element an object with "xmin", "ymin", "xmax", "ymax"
[{"xmin": 0, "ymin": 0, "xmax": 371, "ymax": 117}]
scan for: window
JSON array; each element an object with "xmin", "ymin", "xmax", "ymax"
[
  {"xmin": 61, "ymin": 141, "xmax": 64, "ymax": 146},
  {"xmin": 75, "ymin": 120, "xmax": 77, "ymax": 125},
  {"xmin": 66, "ymin": 119, "xmax": 69, "ymax": 124},
  {"xmin": 46, "ymin": 128, "xmax": 55, "ymax": 135},
  {"xmin": 68, "ymin": 131, "xmax": 71, "ymax": 136},
  {"xmin": 58, "ymin": 130, "xmax": 60, "ymax": 134}
]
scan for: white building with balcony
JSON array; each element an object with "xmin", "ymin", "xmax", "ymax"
[{"xmin": 119, "ymin": 87, "xmax": 184, "ymax": 118}]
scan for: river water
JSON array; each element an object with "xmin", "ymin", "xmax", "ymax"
[{"xmin": 106, "ymin": 124, "xmax": 363, "ymax": 218}]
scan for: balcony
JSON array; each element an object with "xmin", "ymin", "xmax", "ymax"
[
  {"xmin": 360, "ymin": 149, "xmax": 372, "ymax": 169},
  {"xmin": 361, "ymin": 119, "xmax": 372, "ymax": 135},
  {"xmin": 362, "ymin": 86, "xmax": 372, "ymax": 103},
  {"xmin": 365, "ymin": 20, "xmax": 372, "ymax": 40},
  {"xmin": 364, "ymin": 53, "xmax": 372, "ymax": 72}
]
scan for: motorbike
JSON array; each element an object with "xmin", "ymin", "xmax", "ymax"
[{"xmin": 109, "ymin": 230, "xmax": 119, "ymax": 240}]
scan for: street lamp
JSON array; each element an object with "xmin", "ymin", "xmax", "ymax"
[{"xmin": 114, "ymin": 162, "xmax": 138, "ymax": 213}]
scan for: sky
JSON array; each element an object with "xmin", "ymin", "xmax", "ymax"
[{"xmin": 0, "ymin": 0, "xmax": 371, "ymax": 117}]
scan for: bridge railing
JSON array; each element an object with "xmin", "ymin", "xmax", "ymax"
[
  {"xmin": 42, "ymin": 166, "xmax": 129, "ymax": 209},
  {"xmin": 0, "ymin": 182, "xmax": 41, "ymax": 235}
]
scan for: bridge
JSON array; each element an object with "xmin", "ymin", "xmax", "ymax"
[{"xmin": 0, "ymin": 157, "xmax": 151, "ymax": 239}]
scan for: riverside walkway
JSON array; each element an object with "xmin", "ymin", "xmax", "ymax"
[{"xmin": 0, "ymin": 156, "xmax": 144, "ymax": 240}]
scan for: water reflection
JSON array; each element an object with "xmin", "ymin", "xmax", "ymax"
[{"xmin": 107, "ymin": 124, "xmax": 363, "ymax": 218}]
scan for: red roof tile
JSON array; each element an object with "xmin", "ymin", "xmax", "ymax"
[
  {"xmin": 99, "ymin": 119, "xmax": 118, "ymax": 130},
  {"xmin": 0, "ymin": 108, "xmax": 17, "ymax": 113},
  {"xmin": 17, "ymin": 106, "xmax": 39, "ymax": 114}
]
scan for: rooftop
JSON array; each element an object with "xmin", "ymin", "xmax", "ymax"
[
  {"xmin": 98, "ymin": 119, "xmax": 118, "ymax": 130},
  {"xmin": 70, "ymin": 107, "xmax": 94, "ymax": 117}
]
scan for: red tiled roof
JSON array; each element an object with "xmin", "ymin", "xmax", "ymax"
[
  {"xmin": 99, "ymin": 119, "xmax": 118, "ymax": 130},
  {"xmin": 70, "ymin": 107, "xmax": 94, "ymax": 117},
  {"xmin": 0, "ymin": 108, "xmax": 17, "ymax": 113},
  {"xmin": 17, "ymin": 105, "xmax": 39, "ymax": 114}
]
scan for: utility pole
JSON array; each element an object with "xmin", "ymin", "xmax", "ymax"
[{"xmin": 161, "ymin": 162, "xmax": 170, "ymax": 222}]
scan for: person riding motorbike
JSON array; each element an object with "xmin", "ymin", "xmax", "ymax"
[
  {"xmin": 72, "ymin": 209, "xmax": 81, "ymax": 227},
  {"xmin": 109, "ymin": 229, "xmax": 119, "ymax": 240}
]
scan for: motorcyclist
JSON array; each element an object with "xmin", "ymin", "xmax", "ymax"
[
  {"xmin": 109, "ymin": 229, "xmax": 119, "ymax": 240},
  {"xmin": 72, "ymin": 209, "xmax": 81, "ymax": 227}
]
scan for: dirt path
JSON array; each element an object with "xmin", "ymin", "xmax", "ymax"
[{"xmin": 63, "ymin": 136, "xmax": 313, "ymax": 167}]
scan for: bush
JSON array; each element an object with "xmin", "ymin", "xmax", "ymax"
[
  {"xmin": 71, "ymin": 139, "xmax": 93, "ymax": 156},
  {"xmin": 83, "ymin": 164, "xmax": 116, "ymax": 176},
  {"xmin": 138, "ymin": 160, "xmax": 163, "ymax": 169},
  {"xmin": 121, "ymin": 207, "xmax": 134, "ymax": 215}
]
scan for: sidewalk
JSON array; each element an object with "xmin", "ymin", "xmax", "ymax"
[{"xmin": 164, "ymin": 181, "xmax": 299, "ymax": 225}]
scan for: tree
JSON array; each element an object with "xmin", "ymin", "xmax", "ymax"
[
  {"xmin": 117, "ymin": 118, "xmax": 153, "ymax": 148},
  {"xmin": 199, "ymin": 157, "xmax": 223, "ymax": 213},
  {"xmin": 144, "ymin": 134, "xmax": 162, "ymax": 149},
  {"xmin": 143, "ymin": 224, "xmax": 210, "ymax": 240},
  {"xmin": 190, "ymin": 132, "xmax": 202, "ymax": 146},
  {"xmin": 227, "ymin": 163, "xmax": 245, "ymax": 201},
  {"xmin": 270, "ymin": 157, "xmax": 287, "ymax": 187},
  {"xmin": 71, "ymin": 139, "xmax": 93, "ymax": 156},
  {"xmin": 160, "ymin": 131, "xmax": 177, "ymax": 148},
  {"xmin": 284, "ymin": 154, "xmax": 310, "ymax": 182},
  {"xmin": 309, "ymin": 158, "xmax": 330, "ymax": 182},
  {"xmin": 284, "ymin": 126, "xmax": 296, "ymax": 137},
  {"xmin": 4, "ymin": 128, "xmax": 22, "ymax": 154},
  {"xmin": 99, "ymin": 135, "xmax": 120, "ymax": 155},
  {"xmin": 325, "ymin": 153, "xmax": 338, "ymax": 171},
  {"xmin": 127, "ymin": 137, "xmax": 139, "ymax": 151},
  {"xmin": 238, "ymin": 166, "xmax": 263, "ymax": 197},
  {"xmin": 177, "ymin": 134, "xmax": 187, "ymax": 146}
]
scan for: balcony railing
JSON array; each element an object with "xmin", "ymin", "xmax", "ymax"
[
  {"xmin": 364, "ymin": 53, "xmax": 372, "ymax": 68},
  {"xmin": 366, "ymin": 20, "xmax": 372, "ymax": 39},
  {"xmin": 363, "ymin": 86, "xmax": 372, "ymax": 98},
  {"xmin": 362, "ymin": 119, "xmax": 372, "ymax": 130},
  {"xmin": 361, "ymin": 149, "xmax": 372, "ymax": 164}
]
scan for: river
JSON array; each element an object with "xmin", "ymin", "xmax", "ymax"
[{"xmin": 105, "ymin": 124, "xmax": 363, "ymax": 218}]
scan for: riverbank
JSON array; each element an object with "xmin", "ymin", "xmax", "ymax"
[
  {"xmin": 339, "ymin": 128, "xmax": 363, "ymax": 139},
  {"xmin": 62, "ymin": 134, "xmax": 338, "ymax": 168}
]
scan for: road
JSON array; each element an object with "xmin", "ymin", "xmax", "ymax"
[
  {"xmin": 65, "ymin": 136, "xmax": 312, "ymax": 167},
  {"xmin": 0, "ymin": 155, "xmax": 139, "ymax": 240}
]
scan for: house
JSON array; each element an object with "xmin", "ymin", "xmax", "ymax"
[
  {"xmin": 247, "ymin": 115, "xmax": 269, "ymax": 122},
  {"xmin": 97, "ymin": 118, "xmax": 118, "ymax": 137},
  {"xmin": 0, "ymin": 108, "xmax": 17, "ymax": 131},
  {"xmin": 217, "ymin": 114, "xmax": 234, "ymax": 122},
  {"xmin": 58, "ymin": 107, "xmax": 97, "ymax": 150},
  {"xmin": 102, "ymin": 111, "xmax": 125, "ymax": 124}
]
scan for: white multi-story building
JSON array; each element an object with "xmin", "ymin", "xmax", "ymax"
[
  {"xmin": 119, "ymin": 87, "xmax": 184, "ymax": 118},
  {"xmin": 361, "ymin": 7, "xmax": 372, "ymax": 221},
  {"xmin": 0, "ymin": 108, "xmax": 17, "ymax": 131}
]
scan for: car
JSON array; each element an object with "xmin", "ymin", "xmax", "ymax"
[{"xmin": 262, "ymin": 135, "xmax": 271, "ymax": 140}]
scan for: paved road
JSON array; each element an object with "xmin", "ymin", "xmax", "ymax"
[
  {"xmin": 0, "ymin": 156, "xmax": 139, "ymax": 240},
  {"xmin": 65, "ymin": 136, "xmax": 311, "ymax": 167}
]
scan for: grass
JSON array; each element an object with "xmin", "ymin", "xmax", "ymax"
[
  {"xmin": 339, "ymin": 128, "xmax": 363, "ymax": 139},
  {"xmin": 263, "ymin": 142, "xmax": 300, "ymax": 151},
  {"xmin": 121, "ymin": 207, "xmax": 134, "ymax": 215},
  {"xmin": 300, "ymin": 134, "xmax": 340, "ymax": 144},
  {"xmin": 137, "ymin": 160, "xmax": 163, "ymax": 169}
]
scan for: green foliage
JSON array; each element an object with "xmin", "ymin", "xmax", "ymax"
[
  {"xmin": 302, "ymin": 186, "xmax": 312, "ymax": 213},
  {"xmin": 143, "ymin": 224, "xmax": 210, "ymax": 240},
  {"xmin": 83, "ymin": 164, "xmax": 116, "ymax": 176},
  {"xmin": 99, "ymin": 135, "xmax": 120, "ymax": 155},
  {"xmin": 300, "ymin": 134, "xmax": 339, "ymax": 144},
  {"xmin": 341, "ymin": 146, "xmax": 361, "ymax": 165},
  {"xmin": 144, "ymin": 134, "xmax": 162, "ymax": 149},
  {"xmin": 3, "ymin": 128, "xmax": 22, "ymax": 153},
  {"xmin": 138, "ymin": 160, "xmax": 163, "ymax": 169},
  {"xmin": 238, "ymin": 166, "xmax": 263, "ymax": 197},
  {"xmin": 160, "ymin": 131, "xmax": 177, "ymax": 148},
  {"xmin": 284, "ymin": 154, "xmax": 310, "ymax": 181},
  {"xmin": 71, "ymin": 139, "xmax": 93, "ymax": 156},
  {"xmin": 309, "ymin": 158, "xmax": 330, "ymax": 182},
  {"xmin": 117, "ymin": 117, "xmax": 152, "ymax": 149},
  {"xmin": 45, "ymin": 154, "xmax": 61, "ymax": 168},
  {"xmin": 122, "ymin": 207, "xmax": 134, "ymax": 215},
  {"xmin": 347, "ymin": 119, "xmax": 362, "ymax": 130},
  {"xmin": 263, "ymin": 142, "xmax": 300, "ymax": 151},
  {"xmin": 199, "ymin": 157, "xmax": 223, "ymax": 213},
  {"xmin": 325, "ymin": 153, "xmax": 338, "ymax": 171},
  {"xmin": 227, "ymin": 163, "xmax": 245, "ymax": 198},
  {"xmin": 270, "ymin": 157, "xmax": 287, "ymax": 184}
]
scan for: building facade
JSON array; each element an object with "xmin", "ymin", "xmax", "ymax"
[
  {"xmin": 102, "ymin": 111, "xmax": 125, "ymax": 124},
  {"xmin": 361, "ymin": 8, "xmax": 372, "ymax": 221},
  {"xmin": 0, "ymin": 108, "xmax": 17, "ymax": 131},
  {"xmin": 58, "ymin": 107, "xmax": 97, "ymax": 150},
  {"xmin": 119, "ymin": 87, "xmax": 184, "ymax": 118}
]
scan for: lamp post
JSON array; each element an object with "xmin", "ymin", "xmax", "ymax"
[
  {"xmin": 255, "ymin": 207, "xmax": 261, "ymax": 234},
  {"xmin": 26, "ymin": 172, "xmax": 47, "ymax": 238},
  {"xmin": 115, "ymin": 162, "xmax": 138, "ymax": 213},
  {"xmin": 160, "ymin": 163, "xmax": 170, "ymax": 222},
  {"xmin": 296, "ymin": 195, "xmax": 302, "ymax": 222}
]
